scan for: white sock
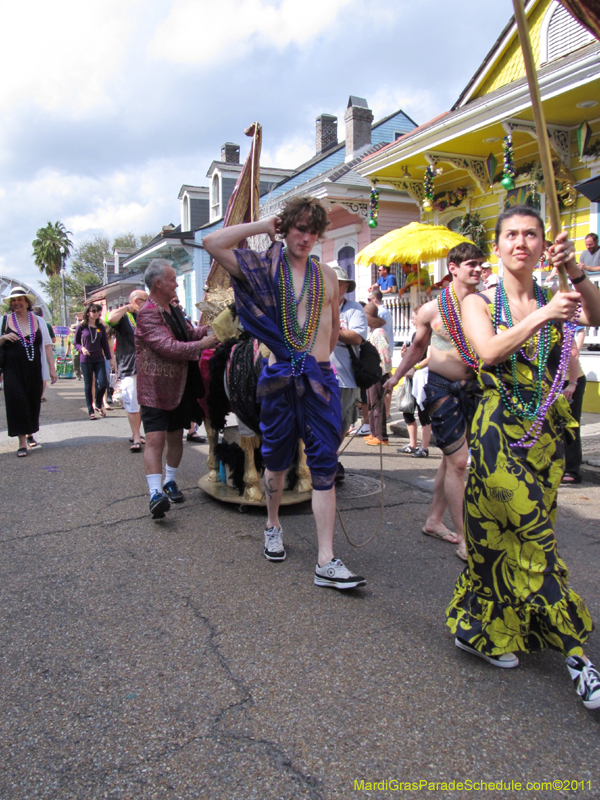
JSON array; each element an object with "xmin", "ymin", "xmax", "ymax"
[
  {"xmin": 147, "ymin": 474, "xmax": 163, "ymax": 498},
  {"xmin": 164, "ymin": 464, "xmax": 178, "ymax": 485}
]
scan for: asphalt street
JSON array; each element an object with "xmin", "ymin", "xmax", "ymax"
[{"xmin": 1, "ymin": 379, "xmax": 600, "ymax": 800}]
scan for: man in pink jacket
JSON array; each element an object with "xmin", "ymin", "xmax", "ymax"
[{"xmin": 136, "ymin": 259, "xmax": 217, "ymax": 518}]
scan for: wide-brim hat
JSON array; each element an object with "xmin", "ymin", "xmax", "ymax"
[
  {"xmin": 3, "ymin": 286, "xmax": 37, "ymax": 306},
  {"xmin": 328, "ymin": 261, "xmax": 356, "ymax": 293}
]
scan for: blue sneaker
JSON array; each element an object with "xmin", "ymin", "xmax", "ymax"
[
  {"xmin": 150, "ymin": 491, "xmax": 170, "ymax": 519},
  {"xmin": 163, "ymin": 481, "xmax": 184, "ymax": 503}
]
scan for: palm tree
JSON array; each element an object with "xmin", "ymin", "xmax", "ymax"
[
  {"xmin": 32, "ymin": 221, "xmax": 74, "ymax": 325},
  {"xmin": 32, "ymin": 221, "xmax": 73, "ymax": 276}
]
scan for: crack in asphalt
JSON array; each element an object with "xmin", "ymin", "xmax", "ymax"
[
  {"xmin": 180, "ymin": 594, "xmax": 325, "ymax": 800},
  {"xmin": 0, "ymin": 490, "xmax": 212, "ymax": 545}
]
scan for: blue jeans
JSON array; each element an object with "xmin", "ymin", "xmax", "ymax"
[{"xmin": 81, "ymin": 360, "xmax": 107, "ymax": 413}]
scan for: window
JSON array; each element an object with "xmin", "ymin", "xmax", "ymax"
[
  {"xmin": 211, "ymin": 174, "xmax": 220, "ymax": 219},
  {"xmin": 338, "ymin": 245, "xmax": 356, "ymax": 301},
  {"xmin": 541, "ymin": 1, "xmax": 593, "ymax": 63}
]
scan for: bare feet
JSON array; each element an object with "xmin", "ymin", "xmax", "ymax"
[{"xmin": 456, "ymin": 547, "xmax": 468, "ymax": 562}]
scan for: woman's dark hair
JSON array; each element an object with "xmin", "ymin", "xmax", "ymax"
[
  {"xmin": 279, "ymin": 196, "xmax": 330, "ymax": 238},
  {"xmin": 495, "ymin": 205, "xmax": 545, "ymax": 244},
  {"xmin": 83, "ymin": 304, "xmax": 102, "ymax": 328}
]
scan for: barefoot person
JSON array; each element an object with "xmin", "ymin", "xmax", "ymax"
[
  {"xmin": 204, "ymin": 196, "xmax": 366, "ymax": 590},
  {"xmin": 384, "ymin": 242, "xmax": 484, "ymax": 560},
  {"xmin": 446, "ymin": 206, "xmax": 600, "ymax": 710}
]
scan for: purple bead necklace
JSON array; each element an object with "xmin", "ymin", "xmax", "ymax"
[
  {"xmin": 494, "ymin": 281, "xmax": 580, "ymax": 449},
  {"xmin": 11, "ymin": 311, "xmax": 36, "ymax": 362}
]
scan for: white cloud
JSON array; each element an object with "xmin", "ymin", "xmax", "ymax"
[
  {"xmin": 261, "ymin": 137, "xmax": 314, "ymax": 170},
  {"xmin": 1, "ymin": 0, "xmax": 140, "ymax": 117},
  {"xmin": 370, "ymin": 85, "xmax": 444, "ymax": 128},
  {"xmin": 148, "ymin": 0, "xmax": 353, "ymax": 65}
]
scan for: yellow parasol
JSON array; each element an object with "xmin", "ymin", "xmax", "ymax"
[{"xmin": 355, "ymin": 222, "xmax": 474, "ymax": 267}]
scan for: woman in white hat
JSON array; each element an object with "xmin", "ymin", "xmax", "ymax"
[{"xmin": 0, "ymin": 287, "xmax": 57, "ymax": 456}]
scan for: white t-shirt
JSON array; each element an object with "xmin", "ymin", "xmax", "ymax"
[{"xmin": 330, "ymin": 299, "xmax": 368, "ymax": 389}]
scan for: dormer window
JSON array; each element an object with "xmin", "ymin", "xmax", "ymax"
[
  {"xmin": 211, "ymin": 174, "xmax": 221, "ymax": 220},
  {"xmin": 540, "ymin": 1, "xmax": 594, "ymax": 64}
]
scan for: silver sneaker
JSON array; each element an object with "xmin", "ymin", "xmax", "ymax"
[
  {"xmin": 314, "ymin": 558, "xmax": 366, "ymax": 590},
  {"xmin": 455, "ymin": 637, "xmax": 519, "ymax": 668},
  {"xmin": 263, "ymin": 526, "xmax": 286, "ymax": 562}
]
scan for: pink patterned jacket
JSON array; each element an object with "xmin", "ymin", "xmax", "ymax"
[{"xmin": 135, "ymin": 300, "xmax": 210, "ymax": 410}]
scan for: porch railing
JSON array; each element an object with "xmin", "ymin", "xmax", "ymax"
[{"xmin": 382, "ymin": 287, "xmax": 442, "ymax": 347}]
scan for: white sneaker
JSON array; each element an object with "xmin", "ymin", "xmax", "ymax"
[
  {"xmin": 356, "ymin": 423, "xmax": 371, "ymax": 436},
  {"xmin": 566, "ymin": 655, "xmax": 600, "ymax": 709},
  {"xmin": 455, "ymin": 638, "xmax": 519, "ymax": 668},
  {"xmin": 263, "ymin": 526, "xmax": 286, "ymax": 561},
  {"xmin": 314, "ymin": 558, "xmax": 366, "ymax": 589}
]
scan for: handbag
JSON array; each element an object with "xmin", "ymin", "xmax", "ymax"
[
  {"xmin": 345, "ymin": 340, "xmax": 382, "ymax": 390},
  {"xmin": 397, "ymin": 375, "xmax": 416, "ymax": 414}
]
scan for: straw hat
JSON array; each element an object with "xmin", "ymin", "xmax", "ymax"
[
  {"xmin": 3, "ymin": 285, "xmax": 37, "ymax": 306},
  {"xmin": 328, "ymin": 262, "xmax": 356, "ymax": 293}
]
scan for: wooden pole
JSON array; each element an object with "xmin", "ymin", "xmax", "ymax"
[{"xmin": 512, "ymin": 0, "xmax": 569, "ymax": 291}]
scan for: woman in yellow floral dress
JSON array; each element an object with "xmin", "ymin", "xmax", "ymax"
[{"xmin": 446, "ymin": 205, "xmax": 600, "ymax": 710}]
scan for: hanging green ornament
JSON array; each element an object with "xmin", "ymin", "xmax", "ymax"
[
  {"xmin": 423, "ymin": 166, "xmax": 434, "ymax": 211},
  {"xmin": 368, "ymin": 186, "xmax": 379, "ymax": 228},
  {"xmin": 502, "ymin": 134, "xmax": 515, "ymax": 192},
  {"xmin": 577, "ymin": 120, "xmax": 592, "ymax": 161}
]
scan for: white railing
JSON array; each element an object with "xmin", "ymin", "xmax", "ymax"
[{"xmin": 382, "ymin": 286, "xmax": 442, "ymax": 347}]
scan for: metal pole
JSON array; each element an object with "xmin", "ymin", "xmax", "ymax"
[
  {"xmin": 61, "ymin": 255, "xmax": 68, "ymax": 326},
  {"xmin": 512, "ymin": 0, "xmax": 569, "ymax": 291}
]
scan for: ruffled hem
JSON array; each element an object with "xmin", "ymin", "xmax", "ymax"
[{"xmin": 446, "ymin": 572, "xmax": 593, "ymax": 657}]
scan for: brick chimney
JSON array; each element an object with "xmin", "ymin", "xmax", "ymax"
[
  {"xmin": 316, "ymin": 114, "xmax": 338, "ymax": 154},
  {"xmin": 344, "ymin": 96, "xmax": 373, "ymax": 162},
  {"xmin": 221, "ymin": 142, "xmax": 240, "ymax": 163}
]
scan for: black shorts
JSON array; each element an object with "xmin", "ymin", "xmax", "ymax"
[
  {"xmin": 141, "ymin": 401, "xmax": 193, "ymax": 433},
  {"xmin": 403, "ymin": 406, "xmax": 431, "ymax": 427}
]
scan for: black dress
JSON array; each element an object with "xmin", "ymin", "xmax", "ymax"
[{"xmin": 3, "ymin": 323, "xmax": 43, "ymax": 437}]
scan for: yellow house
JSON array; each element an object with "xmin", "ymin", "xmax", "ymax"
[{"xmin": 357, "ymin": 0, "xmax": 600, "ymax": 408}]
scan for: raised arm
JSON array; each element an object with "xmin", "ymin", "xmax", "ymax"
[
  {"xmin": 203, "ymin": 217, "xmax": 280, "ymax": 280},
  {"xmin": 383, "ymin": 303, "xmax": 433, "ymax": 392},
  {"xmin": 462, "ymin": 290, "xmax": 581, "ymax": 366},
  {"xmin": 550, "ymin": 232, "xmax": 600, "ymax": 327}
]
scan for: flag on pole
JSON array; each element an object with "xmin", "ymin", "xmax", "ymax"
[{"xmin": 205, "ymin": 122, "xmax": 262, "ymax": 291}]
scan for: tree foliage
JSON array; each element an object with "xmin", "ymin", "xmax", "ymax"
[
  {"xmin": 32, "ymin": 221, "xmax": 73, "ymax": 277},
  {"xmin": 70, "ymin": 234, "xmax": 110, "ymax": 280}
]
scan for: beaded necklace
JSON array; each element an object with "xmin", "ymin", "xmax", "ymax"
[
  {"xmin": 493, "ymin": 280, "xmax": 579, "ymax": 448},
  {"xmin": 126, "ymin": 311, "xmax": 137, "ymax": 329},
  {"xmin": 89, "ymin": 325, "xmax": 99, "ymax": 345},
  {"xmin": 279, "ymin": 249, "xmax": 324, "ymax": 376},
  {"xmin": 11, "ymin": 311, "xmax": 35, "ymax": 362},
  {"xmin": 437, "ymin": 284, "xmax": 478, "ymax": 370}
]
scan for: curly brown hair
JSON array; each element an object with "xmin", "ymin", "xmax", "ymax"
[{"xmin": 279, "ymin": 196, "xmax": 330, "ymax": 238}]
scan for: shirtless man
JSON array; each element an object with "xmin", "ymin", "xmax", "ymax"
[
  {"xmin": 204, "ymin": 196, "xmax": 366, "ymax": 590},
  {"xmin": 384, "ymin": 242, "xmax": 484, "ymax": 560}
]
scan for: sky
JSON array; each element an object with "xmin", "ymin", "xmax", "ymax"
[{"xmin": 1, "ymin": 0, "xmax": 515, "ymax": 299}]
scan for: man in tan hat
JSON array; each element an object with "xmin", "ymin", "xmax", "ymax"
[
  {"xmin": 480, "ymin": 262, "xmax": 499, "ymax": 290},
  {"xmin": 329, "ymin": 263, "xmax": 368, "ymax": 445}
]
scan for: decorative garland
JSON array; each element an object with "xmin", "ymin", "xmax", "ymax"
[
  {"xmin": 437, "ymin": 285, "xmax": 478, "ymax": 370},
  {"xmin": 582, "ymin": 138, "xmax": 600, "ymax": 160},
  {"xmin": 432, "ymin": 187, "xmax": 468, "ymax": 213},
  {"xmin": 423, "ymin": 166, "xmax": 434, "ymax": 211},
  {"xmin": 368, "ymin": 187, "xmax": 379, "ymax": 229},
  {"xmin": 502, "ymin": 134, "xmax": 515, "ymax": 190},
  {"xmin": 458, "ymin": 211, "xmax": 487, "ymax": 254},
  {"xmin": 493, "ymin": 281, "xmax": 579, "ymax": 449}
]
